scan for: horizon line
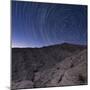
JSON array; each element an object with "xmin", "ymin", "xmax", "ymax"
[{"xmin": 12, "ymin": 42, "xmax": 87, "ymax": 48}]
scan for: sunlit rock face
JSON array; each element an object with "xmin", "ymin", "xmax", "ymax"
[{"xmin": 11, "ymin": 43, "xmax": 87, "ymax": 89}]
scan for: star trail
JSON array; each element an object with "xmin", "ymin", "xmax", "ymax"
[{"xmin": 12, "ymin": 1, "xmax": 87, "ymax": 48}]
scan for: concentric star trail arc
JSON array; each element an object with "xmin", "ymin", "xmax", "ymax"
[{"xmin": 12, "ymin": 1, "xmax": 87, "ymax": 48}]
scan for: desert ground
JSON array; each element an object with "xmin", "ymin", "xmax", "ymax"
[{"xmin": 11, "ymin": 43, "xmax": 87, "ymax": 89}]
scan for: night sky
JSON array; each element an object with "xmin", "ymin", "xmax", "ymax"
[{"xmin": 12, "ymin": 1, "xmax": 87, "ymax": 48}]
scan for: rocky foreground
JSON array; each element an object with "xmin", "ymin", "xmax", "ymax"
[{"xmin": 11, "ymin": 43, "xmax": 87, "ymax": 89}]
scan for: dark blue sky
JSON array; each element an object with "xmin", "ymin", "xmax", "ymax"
[{"xmin": 12, "ymin": 1, "xmax": 87, "ymax": 48}]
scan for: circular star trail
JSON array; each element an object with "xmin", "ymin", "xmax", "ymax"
[{"xmin": 12, "ymin": 1, "xmax": 87, "ymax": 48}]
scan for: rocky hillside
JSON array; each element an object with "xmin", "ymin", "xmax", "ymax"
[{"xmin": 11, "ymin": 43, "xmax": 87, "ymax": 89}]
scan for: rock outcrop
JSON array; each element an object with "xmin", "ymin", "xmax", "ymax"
[{"xmin": 11, "ymin": 43, "xmax": 87, "ymax": 89}]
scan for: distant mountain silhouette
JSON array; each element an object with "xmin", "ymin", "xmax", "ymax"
[{"xmin": 11, "ymin": 43, "xmax": 87, "ymax": 89}]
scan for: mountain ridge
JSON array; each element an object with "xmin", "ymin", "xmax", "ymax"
[{"xmin": 12, "ymin": 42, "xmax": 87, "ymax": 49}]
